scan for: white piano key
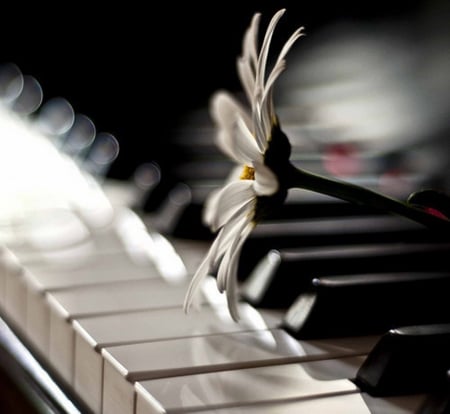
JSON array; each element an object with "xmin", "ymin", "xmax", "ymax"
[
  {"xmin": 24, "ymin": 248, "xmax": 161, "ymax": 291},
  {"xmin": 3, "ymin": 262, "xmax": 27, "ymax": 334},
  {"xmin": 134, "ymin": 356, "xmax": 365, "ymax": 413},
  {"xmin": 46, "ymin": 277, "xmax": 191, "ymax": 385},
  {"xmin": 134, "ymin": 372, "xmax": 426, "ymax": 414},
  {"xmin": 101, "ymin": 329, "xmax": 377, "ymax": 414},
  {"xmin": 161, "ymin": 394, "xmax": 372, "ymax": 414},
  {"xmin": 12, "ymin": 248, "xmax": 160, "ymax": 359},
  {"xmin": 0, "ymin": 246, "xmax": 22, "ymax": 305},
  {"xmin": 72, "ymin": 303, "xmax": 281, "ymax": 414}
]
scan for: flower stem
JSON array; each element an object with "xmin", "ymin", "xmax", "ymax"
[{"xmin": 285, "ymin": 163, "xmax": 450, "ymax": 232}]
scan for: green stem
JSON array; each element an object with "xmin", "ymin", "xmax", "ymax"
[{"xmin": 284, "ymin": 163, "xmax": 450, "ymax": 231}]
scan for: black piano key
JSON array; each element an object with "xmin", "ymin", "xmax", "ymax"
[
  {"xmin": 240, "ymin": 242, "xmax": 450, "ymax": 309},
  {"xmin": 418, "ymin": 370, "xmax": 450, "ymax": 414},
  {"xmin": 354, "ymin": 324, "xmax": 450, "ymax": 397},
  {"xmin": 238, "ymin": 214, "xmax": 447, "ymax": 281},
  {"xmin": 281, "ymin": 272, "xmax": 450, "ymax": 339},
  {"xmin": 145, "ymin": 182, "xmax": 215, "ymax": 240}
]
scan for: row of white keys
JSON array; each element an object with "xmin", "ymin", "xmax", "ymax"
[
  {"xmin": 1, "ymin": 206, "xmax": 152, "ymax": 268},
  {"xmin": 73, "ymin": 296, "xmax": 282, "ymax": 413},
  {"xmin": 8, "ymin": 234, "xmax": 377, "ymax": 414},
  {"xmin": 43, "ymin": 277, "xmax": 194, "ymax": 385},
  {"xmin": 1, "ymin": 232, "xmax": 170, "ymax": 355},
  {"xmin": 0, "ymin": 207, "xmax": 195, "ymax": 375},
  {"xmin": 101, "ymin": 330, "xmax": 377, "ymax": 414},
  {"xmin": 172, "ymin": 394, "xmax": 427, "ymax": 414},
  {"xmin": 12, "ymin": 225, "xmax": 379, "ymax": 414},
  {"xmin": 133, "ymin": 356, "xmax": 365, "ymax": 413},
  {"xmin": 82, "ymin": 275, "xmax": 376, "ymax": 413},
  {"xmin": 133, "ymin": 354, "xmax": 428, "ymax": 414}
]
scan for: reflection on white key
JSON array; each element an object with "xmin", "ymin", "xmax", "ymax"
[
  {"xmin": 72, "ymin": 303, "xmax": 281, "ymax": 414},
  {"xmin": 46, "ymin": 278, "xmax": 191, "ymax": 385},
  {"xmin": 172, "ymin": 394, "xmax": 372, "ymax": 414},
  {"xmin": 1, "ymin": 208, "xmax": 90, "ymax": 251},
  {"xmin": 134, "ymin": 356, "xmax": 364, "ymax": 413},
  {"xmin": 101, "ymin": 330, "xmax": 376, "ymax": 414},
  {"xmin": 136, "ymin": 352, "xmax": 427, "ymax": 414},
  {"xmin": 6, "ymin": 207, "xmax": 187, "ymax": 281}
]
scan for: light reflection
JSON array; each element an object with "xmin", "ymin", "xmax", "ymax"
[
  {"xmin": 35, "ymin": 96, "xmax": 75, "ymax": 138},
  {"xmin": 133, "ymin": 162, "xmax": 161, "ymax": 191},
  {"xmin": 150, "ymin": 232, "xmax": 188, "ymax": 282},
  {"xmin": 82, "ymin": 131, "xmax": 119, "ymax": 180},
  {"xmin": 201, "ymin": 276, "xmax": 275, "ymax": 332},
  {"xmin": 11, "ymin": 75, "xmax": 43, "ymax": 115},
  {"xmin": 0, "ymin": 77, "xmax": 118, "ymax": 249},
  {"xmin": 60, "ymin": 113, "xmax": 96, "ymax": 159},
  {"xmin": 0, "ymin": 62, "xmax": 24, "ymax": 104},
  {"xmin": 115, "ymin": 208, "xmax": 187, "ymax": 281}
]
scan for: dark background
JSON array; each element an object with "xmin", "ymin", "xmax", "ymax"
[{"xmin": 0, "ymin": 1, "xmax": 446, "ymax": 180}]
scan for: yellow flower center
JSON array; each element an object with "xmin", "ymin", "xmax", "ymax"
[{"xmin": 240, "ymin": 165, "xmax": 255, "ymax": 180}]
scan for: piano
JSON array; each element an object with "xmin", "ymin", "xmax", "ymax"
[{"xmin": 1, "ymin": 13, "xmax": 450, "ymax": 413}]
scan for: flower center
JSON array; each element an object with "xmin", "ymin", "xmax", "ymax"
[{"xmin": 240, "ymin": 165, "xmax": 255, "ymax": 180}]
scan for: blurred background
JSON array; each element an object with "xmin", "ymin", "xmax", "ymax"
[{"xmin": 0, "ymin": 0, "xmax": 449, "ymax": 186}]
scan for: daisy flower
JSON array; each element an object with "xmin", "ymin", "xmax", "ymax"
[
  {"xmin": 183, "ymin": 9, "xmax": 304, "ymax": 320},
  {"xmin": 184, "ymin": 9, "xmax": 450, "ymax": 322}
]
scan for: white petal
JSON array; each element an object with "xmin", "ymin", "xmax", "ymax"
[
  {"xmin": 209, "ymin": 180, "xmax": 255, "ymax": 232},
  {"xmin": 238, "ymin": 13, "xmax": 260, "ymax": 103},
  {"xmin": 276, "ymin": 27, "xmax": 305, "ymax": 66},
  {"xmin": 245, "ymin": 12, "xmax": 260, "ymax": 68},
  {"xmin": 183, "ymin": 229, "xmax": 225, "ymax": 313},
  {"xmin": 224, "ymin": 222, "xmax": 254, "ymax": 321},
  {"xmin": 210, "ymin": 91, "xmax": 251, "ymax": 131},
  {"xmin": 183, "ymin": 208, "xmax": 248, "ymax": 313},
  {"xmin": 202, "ymin": 186, "xmax": 223, "ymax": 228},
  {"xmin": 210, "ymin": 92, "xmax": 258, "ymax": 163},
  {"xmin": 260, "ymin": 27, "xmax": 304, "ymax": 110},
  {"xmin": 203, "ymin": 165, "xmax": 246, "ymax": 226},
  {"xmin": 215, "ymin": 129, "xmax": 238, "ymax": 161},
  {"xmin": 256, "ymin": 9, "xmax": 286, "ymax": 94},
  {"xmin": 216, "ymin": 214, "xmax": 253, "ymax": 292},
  {"xmin": 261, "ymin": 60, "xmax": 285, "ymax": 111},
  {"xmin": 237, "ymin": 58, "xmax": 255, "ymax": 104},
  {"xmin": 254, "ymin": 161, "xmax": 279, "ymax": 195},
  {"xmin": 183, "ymin": 255, "xmax": 209, "ymax": 313},
  {"xmin": 234, "ymin": 115, "xmax": 265, "ymax": 159}
]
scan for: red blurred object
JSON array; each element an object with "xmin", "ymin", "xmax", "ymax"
[{"xmin": 323, "ymin": 142, "xmax": 361, "ymax": 177}]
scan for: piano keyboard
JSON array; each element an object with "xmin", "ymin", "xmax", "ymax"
[{"xmin": 1, "ymin": 46, "xmax": 450, "ymax": 414}]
